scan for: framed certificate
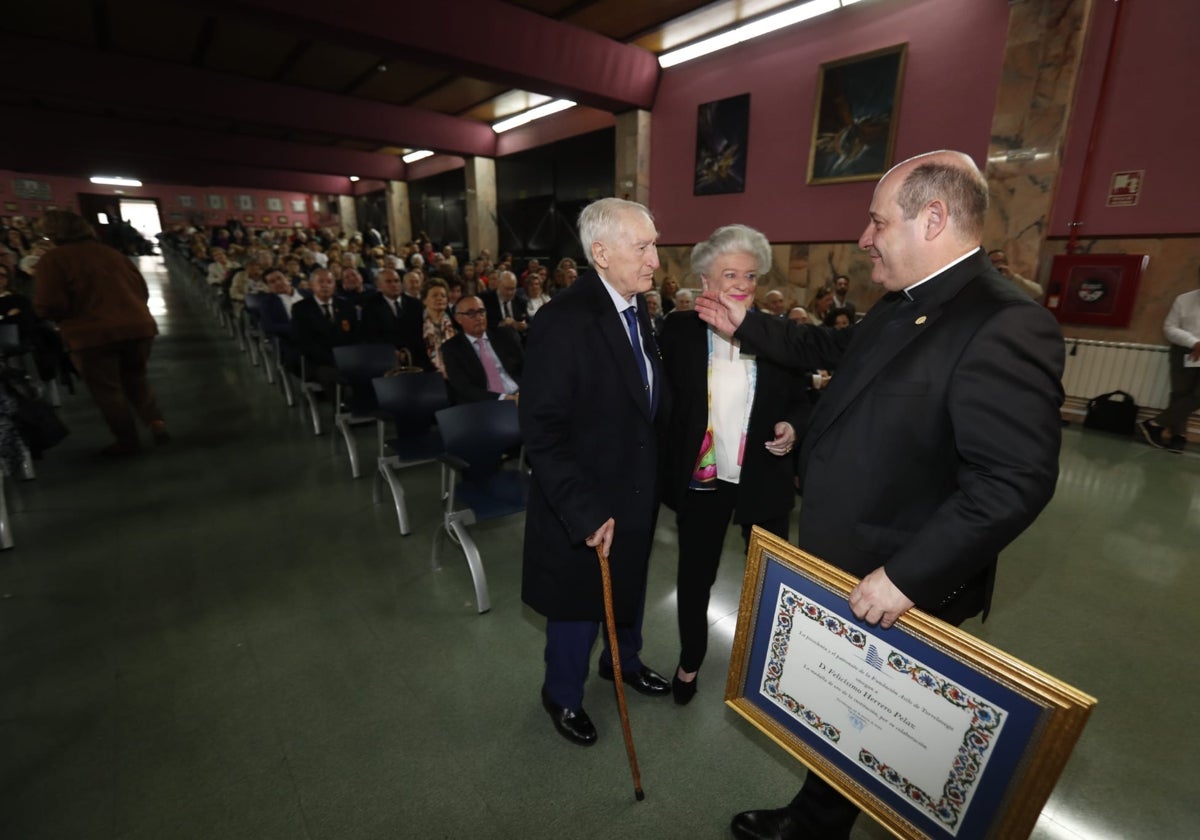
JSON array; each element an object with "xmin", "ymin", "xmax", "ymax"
[{"xmin": 727, "ymin": 528, "xmax": 1095, "ymax": 840}]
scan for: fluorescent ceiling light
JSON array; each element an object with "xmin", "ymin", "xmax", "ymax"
[
  {"xmin": 349, "ymin": 175, "xmax": 360, "ymax": 182},
  {"xmin": 659, "ymin": 0, "xmax": 844, "ymax": 68},
  {"xmin": 90, "ymin": 176, "xmax": 142, "ymax": 187},
  {"xmin": 492, "ymin": 99, "xmax": 576, "ymax": 134},
  {"xmin": 402, "ymin": 149, "xmax": 434, "ymax": 163}
]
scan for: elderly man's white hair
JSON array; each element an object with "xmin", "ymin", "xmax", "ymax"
[{"xmin": 578, "ymin": 197, "xmax": 655, "ymax": 268}]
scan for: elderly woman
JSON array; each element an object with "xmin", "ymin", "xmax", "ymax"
[
  {"xmin": 659, "ymin": 224, "xmax": 807, "ymax": 705},
  {"xmin": 421, "ymin": 278, "xmax": 457, "ymax": 374},
  {"xmin": 524, "ymin": 272, "xmax": 551, "ymax": 318},
  {"xmin": 808, "ymin": 286, "xmax": 835, "ymax": 322}
]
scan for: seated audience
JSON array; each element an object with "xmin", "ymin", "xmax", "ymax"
[
  {"xmin": 361, "ymin": 268, "xmax": 431, "ymax": 369},
  {"xmin": 644, "ymin": 290, "xmax": 666, "ymax": 336},
  {"xmin": 266, "ymin": 270, "xmax": 304, "ymax": 318},
  {"xmin": 524, "ymin": 273, "xmax": 551, "ymax": 319},
  {"xmin": 762, "ymin": 289, "xmax": 787, "ymax": 318},
  {"xmin": 421, "ymin": 278, "xmax": 457, "ymax": 375},
  {"xmin": 823, "ymin": 307, "xmax": 853, "ymax": 329},
  {"xmin": 290, "ymin": 268, "xmax": 358, "ymax": 392},
  {"xmin": 831, "ymin": 273, "xmax": 857, "ymax": 319},
  {"xmin": 441, "ymin": 295, "xmax": 523, "ymax": 403},
  {"xmin": 482, "ymin": 270, "xmax": 528, "ymax": 335},
  {"xmin": 206, "ymin": 247, "xmax": 237, "ymax": 287},
  {"xmin": 808, "ymin": 286, "xmax": 834, "ymax": 323},
  {"xmin": 403, "ymin": 269, "xmax": 424, "ymax": 301}
]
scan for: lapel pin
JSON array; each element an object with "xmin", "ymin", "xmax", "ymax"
[{"xmin": 915, "ymin": 315, "xmax": 927, "ymax": 325}]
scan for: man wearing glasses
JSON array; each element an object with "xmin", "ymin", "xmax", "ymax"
[{"xmin": 440, "ymin": 295, "xmax": 523, "ymax": 404}]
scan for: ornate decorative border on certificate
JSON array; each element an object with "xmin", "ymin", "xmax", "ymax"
[{"xmin": 726, "ymin": 528, "xmax": 1096, "ymax": 840}]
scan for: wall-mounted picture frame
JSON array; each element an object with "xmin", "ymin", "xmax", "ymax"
[
  {"xmin": 291, "ymin": 198, "xmax": 308, "ymax": 213},
  {"xmin": 694, "ymin": 93, "xmax": 750, "ymax": 196},
  {"xmin": 4, "ymin": 202, "xmax": 17, "ymax": 212},
  {"xmin": 178, "ymin": 195, "xmax": 194, "ymax": 208},
  {"xmin": 1044, "ymin": 253, "xmax": 1149, "ymax": 327},
  {"xmin": 726, "ymin": 528, "xmax": 1095, "ymax": 840},
  {"xmin": 13, "ymin": 179, "xmax": 52, "ymax": 200},
  {"xmin": 266, "ymin": 197, "xmax": 283, "ymax": 212},
  {"xmin": 206, "ymin": 194, "xmax": 225, "ymax": 210},
  {"xmin": 277, "ymin": 215, "xmax": 289, "ymax": 225},
  {"xmin": 236, "ymin": 194, "xmax": 255, "ymax": 211},
  {"xmin": 807, "ymin": 44, "xmax": 907, "ymax": 185},
  {"xmin": 243, "ymin": 214, "xmax": 254, "ymax": 223}
]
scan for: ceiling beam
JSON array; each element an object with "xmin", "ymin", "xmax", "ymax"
[
  {"xmin": 180, "ymin": 0, "xmax": 661, "ymax": 112},
  {"xmin": 0, "ymin": 34, "xmax": 497, "ymax": 158},
  {"xmin": 0, "ymin": 103, "xmax": 407, "ymax": 183}
]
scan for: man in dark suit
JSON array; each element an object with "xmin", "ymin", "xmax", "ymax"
[
  {"xmin": 360, "ymin": 267, "xmax": 431, "ymax": 369},
  {"xmin": 697, "ymin": 151, "xmax": 1065, "ymax": 840},
  {"xmin": 441, "ymin": 295, "xmax": 523, "ymax": 403},
  {"xmin": 830, "ymin": 273, "xmax": 857, "ymax": 320},
  {"xmin": 291, "ymin": 268, "xmax": 358, "ymax": 392},
  {"xmin": 481, "ymin": 270, "xmax": 528, "ymax": 337},
  {"xmin": 520, "ymin": 197, "xmax": 672, "ymax": 748}
]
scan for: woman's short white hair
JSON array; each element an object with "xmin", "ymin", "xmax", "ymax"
[
  {"xmin": 578, "ymin": 197, "xmax": 655, "ymax": 267},
  {"xmin": 690, "ymin": 224, "xmax": 772, "ymax": 279}
]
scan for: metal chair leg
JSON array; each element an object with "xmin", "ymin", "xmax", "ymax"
[
  {"xmin": 19, "ymin": 443, "xmax": 35, "ymax": 481},
  {"xmin": 447, "ymin": 516, "xmax": 490, "ymax": 614},
  {"xmin": 0, "ymin": 477, "xmax": 13, "ymax": 550},
  {"xmin": 336, "ymin": 416, "xmax": 361, "ymax": 478},
  {"xmin": 377, "ymin": 458, "xmax": 410, "ymax": 535}
]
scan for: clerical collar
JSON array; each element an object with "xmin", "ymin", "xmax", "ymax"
[{"xmin": 901, "ymin": 247, "xmax": 981, "ymax": 302}]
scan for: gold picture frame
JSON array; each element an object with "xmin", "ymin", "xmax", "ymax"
[
  {"xmin": 807, "ymin": 44, "xmax": 907, "ymax": 185},
  {"xmin": 726, "ymin": 527, "xmax": 1095, "ymax": 840}
]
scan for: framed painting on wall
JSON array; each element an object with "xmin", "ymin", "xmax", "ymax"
[
  {"xmin": 179, "ymin": 195, "xmax": 194, "ymax": 208},
  {"xmin": 236, "ymin": 194, "xmax": 255, "ymax": 211},
  {"xmin": 291, "ymin": 198, "xmax": 307, "ymax": 213},
  {"xmin": 206, "ymin": 194, "xmax": 225, "ymax": 210},
  {"xmin": 277, "ymin": 215, "xmax": 289, "ymax": 225},
  {"xmin": 694, "ymin": 93, "xmax": 750, "ymax": 196},
  {"xmin": 807, "ymin": 44, "xmax": 907, "ymax": 185},
  {"xmin": 265, "ymin": 197, "xmax": 283, "ymax": 212}
]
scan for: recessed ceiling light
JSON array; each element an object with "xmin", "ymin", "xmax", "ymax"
[{"xmin": 90, "ymin": 176, "xmax": 142, "ymax": 187}]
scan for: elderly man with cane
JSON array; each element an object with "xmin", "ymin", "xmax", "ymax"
[{"xmin": 520, "ymin": 197, "xmax": 672, "ymax": 756}]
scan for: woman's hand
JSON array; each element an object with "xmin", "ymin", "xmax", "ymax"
[{"xmin": 765, "ymin": 422, "xmax": 796, "ymax": 457}]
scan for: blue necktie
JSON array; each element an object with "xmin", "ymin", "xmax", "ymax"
[{"xmin": 622, "ymin": 307, "xmax": 650, "ymax": 401}]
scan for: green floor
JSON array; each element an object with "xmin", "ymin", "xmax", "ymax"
[{"xmin": 2, "ymin": 258, "xmax": 1196, "ymax": 839}]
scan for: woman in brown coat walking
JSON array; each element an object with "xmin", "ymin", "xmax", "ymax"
[{"xmin": 34, "ymin": 210, "xmax": 166, "ymax": 455}]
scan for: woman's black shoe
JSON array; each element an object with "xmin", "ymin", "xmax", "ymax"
[{"xmin": 672, "ymin": 671, "xmax": 698, "ymax": 705}]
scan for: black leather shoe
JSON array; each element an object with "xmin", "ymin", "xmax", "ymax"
[
  {"xmin": 672, "ymin": 671, "xmax": 698, "ymax": 706},
  {"xmin": 730, "ymin": 808, "xmax": 806, "ymax": 840},
  {"xmin": 541, "ymin": 688, "xmax": 597, "ymax": 746},
  {"xmin": 597, "ymin": 662, "xmax": 671, "ymax": 697}
]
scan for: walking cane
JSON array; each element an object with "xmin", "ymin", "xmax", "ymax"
[{"xmin": 595, "ymin": 546, "xmax": 646, "ymax": 802}]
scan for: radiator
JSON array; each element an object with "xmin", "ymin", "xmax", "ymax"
[{"xmin": 1061, "ymin": 338, "xmax": 1171, "ymax": 410}]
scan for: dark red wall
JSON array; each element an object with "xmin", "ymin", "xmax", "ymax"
[
  {"xmin": 648, "ymin": 0, "xmax": 1008, "ymax": 245},
  {"xmin": 1051, "ymin": 0, "xmax": 1200, "ymax": 237}
]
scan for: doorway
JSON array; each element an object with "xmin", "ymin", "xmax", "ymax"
[{"xmin": 119, "ymin": 199, "xmax": 163, "ymax": 243}]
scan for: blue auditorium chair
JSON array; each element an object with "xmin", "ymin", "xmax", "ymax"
[
  {"xmin": 331, "ymin": 343, "xmax": 398, "ymax": 478},
  {"xmin": 432, "ymin": 399, "xmax": 527, "ymax": 614},
  {"xmin": 370, "ymin": 373, "xmax": 450, "ymax": 535}
]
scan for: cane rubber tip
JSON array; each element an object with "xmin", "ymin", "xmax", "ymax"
[{"xmin": 635, "ymin": 789, "xmax": 645, "ymax": 801}]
